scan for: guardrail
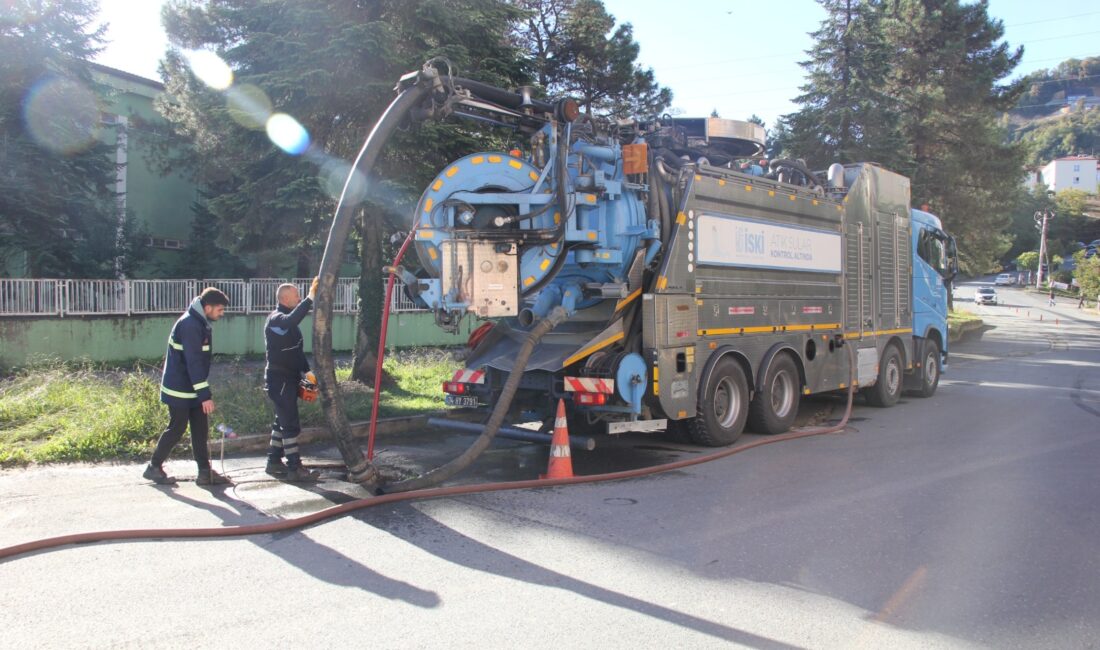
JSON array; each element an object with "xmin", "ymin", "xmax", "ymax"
[{"xmin": 0, "ymin": 278, "xmax": 428, "ymax": 316}]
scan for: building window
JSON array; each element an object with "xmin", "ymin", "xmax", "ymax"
[
  {"xmin": 1073, "ymin": 164, "xmax": 1080, "ymax": 171},
  {"xmin": 1075, "ymin": 177, "xmax": 1080, "ymax": 184},
  {"xmin": 147, "ymin": 237, "xmax": 184, "ymax": 250}
]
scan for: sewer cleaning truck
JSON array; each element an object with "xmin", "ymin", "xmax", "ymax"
[{"xmin": 373, "ymin": 68, "xmax": 958, "ymax": 448}]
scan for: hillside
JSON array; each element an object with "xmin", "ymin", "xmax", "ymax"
[{"xmin": 1007, "ymin": 56, "xmax": 1100, "ymax": 165}]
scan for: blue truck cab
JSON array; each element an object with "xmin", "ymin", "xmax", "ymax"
[{"xmin": 910, "ymin": 208, "xmax": 957, "ymax": 376}]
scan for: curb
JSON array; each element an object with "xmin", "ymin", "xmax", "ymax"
[{"xmin": 948, "ymin": 318, "xmax": 984, "ymax": 343}]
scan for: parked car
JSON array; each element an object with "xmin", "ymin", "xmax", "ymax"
[
  {"xmin": 975, "ymin": 286, "xmax": 998, "ymax": 305},
  {"xmin": 995, "ymin": 273, "xmax": 1015, "ymax": 286}
]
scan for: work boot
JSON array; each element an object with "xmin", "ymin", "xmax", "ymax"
[
  {"xmin": 265, "ymin": 458, "xmax": 288, "ymax": 478},
  {"xmin": 283, "ymin": 466, "xmax": 319, "ymax": 482},
  {"xmin": 196, "ymin": 468, "xmax": 227, "ymax": 486},
  {"xmin": 142, "ymin": 463, "xmax": 176, "ymax": 485}
]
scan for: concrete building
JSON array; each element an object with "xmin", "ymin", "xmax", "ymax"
[
  {"xmin": 90, "ymin": 63, "xmax": 202, "ymax": 275},
  {"xmin": 1039, "ymin": 155, "xmax": 1100, "ymax": 194}
]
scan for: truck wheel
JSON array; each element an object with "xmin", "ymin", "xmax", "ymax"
[
  {"xmin": 912, "ymin": 339, "xmax": 940, "ymax": 398},
  {"xmin": 747, "ymin": 353, "xmax": 801, "ymax": 434},
  {"xmin": 687, "ymin": 357, "xmax": 749, "ymax": 446},
  {"xmin": 866, "ymin": 344, "xmax": 902, "ymax": 407}
]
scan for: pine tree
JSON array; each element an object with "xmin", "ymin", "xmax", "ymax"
[
  {"xmin": 780, "ymin": 0, "xmax": 901, "ymax": 167},
  {"xmin": 158, "ymin": 0, "xmax": 527, "ymax": 382},
  {"xmin": 0, "ymin": 0, "xmax": 130, "ymax": 277},
  {"xmin": 880, "ymin": 0, "xmax": 1026, "ymax": 272},
  {"xmin": 513, "ymin": 0, "xmax": 671, "ymax": 118},
  {"xmin": 781, "ymin": 0, "xmax": 1026, "ymax": 272}
]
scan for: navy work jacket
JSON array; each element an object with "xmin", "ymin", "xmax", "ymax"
[
  {"xmin": 160, "ymin": 298, "xmax": 213, "ymax": 407},
  {"xmin": 264, "ymin": 296, "xmax": 313, "ymax": 382}
]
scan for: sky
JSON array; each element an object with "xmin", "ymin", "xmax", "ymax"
[{"xmin": 93, "ymin": 0, "xmax": 1100, "ymax": 128}]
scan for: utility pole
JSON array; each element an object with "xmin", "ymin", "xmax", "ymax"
[{"xmin": 1034, "ymin": 200, "xmax": 1055, "ymax": 289}]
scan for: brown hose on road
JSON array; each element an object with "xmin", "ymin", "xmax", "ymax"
[{"xmin": 0, "ymin": 344, "xmax": 856, "ymax": 562}]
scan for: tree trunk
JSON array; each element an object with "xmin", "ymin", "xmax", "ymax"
[{"xmin": 351, "ymin": 206, "xmax": 389, "ymax": 386}]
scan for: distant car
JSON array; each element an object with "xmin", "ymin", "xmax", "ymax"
[
  {"xmin": 995, "ymin": 273, "xmax": 1015, "ymax": 286},
  {"xmin": 975, "ymin": 286, "xmax": 998, "ymax": 305}
]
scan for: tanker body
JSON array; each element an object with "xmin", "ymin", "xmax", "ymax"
[{"xmin": 395, "ymin": 75, "xmax": 956, "ymax": 445}]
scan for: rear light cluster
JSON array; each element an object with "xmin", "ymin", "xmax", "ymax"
[
  {"xmin": 442, "ymin": 381, "xmax": 467, "ymax": 395},
  {"xmin": 573, "ymin": 391, "xmax": 607, "ymax": 406}
]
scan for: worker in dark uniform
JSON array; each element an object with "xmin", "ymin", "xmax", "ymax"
[
  {"xmin": 264, "ymin": 279, "xmax": 319, "ymax": 481},
  {"xmin": 143, "ymin": 287, "xmax": 229, "ymax": 486}
]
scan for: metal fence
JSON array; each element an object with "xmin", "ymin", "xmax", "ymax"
[{"xmin": 0, "ymin": 277, "xmax": 424, "ymax": 317}]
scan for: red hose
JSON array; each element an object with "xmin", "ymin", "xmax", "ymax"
[
  {"xmin": 366, "ymin": 220, "xmax": 420, "ymax": 460},
  {"xmin": 0, "ymin": 345, "xmax": 857, "ymax": 563}
]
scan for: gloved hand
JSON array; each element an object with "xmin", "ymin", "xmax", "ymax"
[
  {"xmin": 308, "ymin": 276, "xmax": 319, "ymax": 300},
  {"xmin": 305, "ymin": 371, "xmax": 316, "ymax": 384}
]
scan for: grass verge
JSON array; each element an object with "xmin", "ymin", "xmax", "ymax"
[
  {"xmin": 0, "ymin": 349, "xmax": 456, "ymax": 466},
  {"xmin": 947, "ymin": 309, "xmax": 983, "ymax": 341}
]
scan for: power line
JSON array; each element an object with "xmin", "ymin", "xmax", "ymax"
[{"xmin": 1006, "ymin": 11, "xmax": 1100, "ymax": 27}]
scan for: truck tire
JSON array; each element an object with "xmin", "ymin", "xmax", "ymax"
[
  {"xmin": 866, "ymin": 344, "xmax": 902, "ymax": 407},
  {"xmin": 687, "ymin": 357, "xmax": 749, "ymax": 446},
  {"xmin": 912, "ymin": 339, "xmax": 940, "ymax": 398},
  {"xmin": 747, "ymin": 353, "xmax": 801, "ymax": 434}
]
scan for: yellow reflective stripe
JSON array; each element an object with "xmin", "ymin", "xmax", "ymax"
[
  {"xmin": 844, "ymin": 327, "xmax": 913, "ymax": 340},
  {"xmin": 563, "ymin": 332, "xmax": 625, "ymax": 367},
  {"xmin": 201, "ymin": 345, "xmax": 210, "ymax": 351},
  {"xmin": 698, "ymin": 323, "xmax": 843, "ymax": 337},
  {"xmin": 161, "ymin": 385, "xmax": 197, "ymax": 399},
  {"xmin": 614, "ymin": 288, "xmax": 642, "ymax": 313},
  {"xmin": 168, "ymin": 340, "xmax": 183, "ymax": 350},
  {"xmin": 192, "ymin": 381, "xmax": 209, "ymax": 391}
]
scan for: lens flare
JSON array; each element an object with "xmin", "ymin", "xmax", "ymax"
[
  {"xmin": 226, "ymin": 84, "xmax": 273, "ymax": 130},
  {"xmin": 186, "ymin": 50, "xmax": 233, "ymax": 90},
  {"xmin": 266, "ymin": 113, "xmax": 310, "ymax": 155},
  {"xmin": 22, "ymin": 76, "xmax": 101, "ymax": 155},
  {"xmin": 319, "ymin": 158, "xmax": 367, "ymax": 205}
]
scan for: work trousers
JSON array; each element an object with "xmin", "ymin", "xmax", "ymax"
[
  {"xmin": 151, "ymin": 404, "xmax": 210, "ymax": 470},
  {"xmin": 266, "ymin": 375, "xmax": 303, "ymax": 469}
]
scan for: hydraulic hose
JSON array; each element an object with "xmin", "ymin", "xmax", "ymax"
[
  {"xmin": 383, "ymin": 306, "xmax": 571, "ymax": 493},
  {"xmin": 313, "ymin": 80, "xmax": 430, "ymax": 484},
  {"xmin": 0, "ymin": 343, "xmax": 857, "ymax": 563}
]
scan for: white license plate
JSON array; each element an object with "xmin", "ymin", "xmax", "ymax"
[{"xmin": 445, "ymin": 395, "xmax": 480, "ymax": 408}]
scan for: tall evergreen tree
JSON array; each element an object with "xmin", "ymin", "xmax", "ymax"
[
  {"xmin": 782, "ymin": 0, "xmax": 1025, "ymax": 272},
  {"xmin": 0, "ymin": 0, "xmax": 136, "ymax": 277},
  {"xmin": 880, "ymin": 0, "xmax": 1026, "ymax": 272},
  {"xmin": 512, "ymin": 0, "xmax": 670, "ymax": 118},
  {"xmin": 781, "ymin": 0, "xmax": 901, "ymax": 166},
  {"xmin": 158, "ymin": 0, "xmax": 526, "ymax": 382}
]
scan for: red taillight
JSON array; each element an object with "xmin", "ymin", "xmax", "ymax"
[
  {"xmin": 573, "ymin": 391, "xmax": 606, "ymax": 406},
  {"xmin": 442, "ymin": 381, "xmax": 466, "ymax": 395}
]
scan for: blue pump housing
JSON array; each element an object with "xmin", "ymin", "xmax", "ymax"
[{"xmin": 409, "ymin": 124, "xmax": 654, "ymax": 320}]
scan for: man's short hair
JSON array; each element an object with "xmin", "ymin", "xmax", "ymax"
[
  {"xmin": 199, "ymin": 287, "xmax": 230, "ymax": 307},
  {"xmin": 276, "ymin": 283, "xmax": 298, "ymax": 302}
]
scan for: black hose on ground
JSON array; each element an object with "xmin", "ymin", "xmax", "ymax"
[
  {"xmin": 383, "ymin": 306, "xmax": 571, "ymax": 493},
  {"xmin": 313, "ymin": 78, "xmax": 431, "ymax": 486}
]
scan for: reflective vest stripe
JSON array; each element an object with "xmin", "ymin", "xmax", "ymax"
[
  {"xmin": 168, "ymin": 339, "xmax": 183, "ymax": 351},
  {"xmin": 201, "ymin": 345, "xmax": 210, "ymax": 351},
  {"xmin": 161, "ymin": 385, "xmax": 197, "ymax": 399},
  {"xmin": 192, "ymin": 381, "xmax": 209, "ymax": 391}
]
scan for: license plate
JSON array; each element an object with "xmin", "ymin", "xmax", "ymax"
[{"xmin": 445, "ymin": 395, "xmax": 480, "ymax": 408}]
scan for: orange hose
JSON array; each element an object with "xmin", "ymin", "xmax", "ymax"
[{"xmin": 0, "ymin": 354, "xmax": 855, "ymax": 563}]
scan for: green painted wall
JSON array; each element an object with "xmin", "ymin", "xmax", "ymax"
[{"xmin": 0, "ymin": 312, "xmax": 480, "ymax": 368}]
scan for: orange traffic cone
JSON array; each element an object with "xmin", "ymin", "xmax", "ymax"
[{"xmin": 542, "ymin": 399, "xmax": 574, "ymax": 479}]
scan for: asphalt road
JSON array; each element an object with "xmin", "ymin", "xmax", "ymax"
[{"xmin": 2, "ymin": 292, "xmax": 1099, "ymax": 649}]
